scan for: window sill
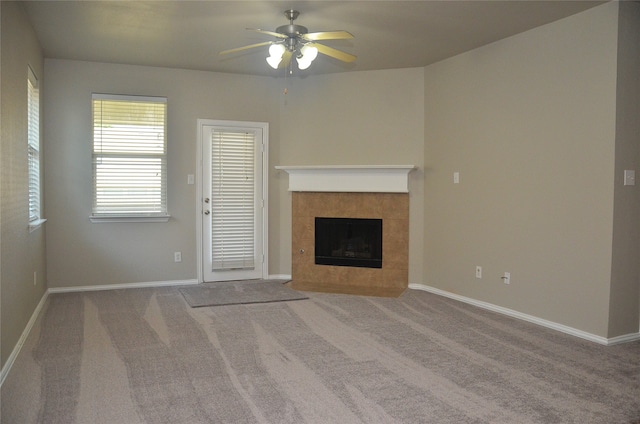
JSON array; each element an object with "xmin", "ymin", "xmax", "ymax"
[
  {"xmin": 90, "ymin": 215, "xmax": 171, "ymax": 223},
  {"xmin": 29, "ymin": 218, "xmax": 47, "ymax": 233}
]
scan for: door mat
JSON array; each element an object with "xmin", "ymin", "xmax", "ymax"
[{"xmin": 179, "ymin": 279, "xmax": 308, "ymax": 307}]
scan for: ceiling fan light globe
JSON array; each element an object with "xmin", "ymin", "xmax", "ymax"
[
  {"xmin": 296, "ymin": 57, "xmax": 312, "ymax": 70},
  {"xmin": 268, "ymin": 43, "xmax": 286, "ymax": 58},
  {"xmin": 266, "ymin": 56, "xmax": 282, "ymax": 69},
  {"xmin": 301, "ymin": 45, "xmax": 318, "ymax": 61}
]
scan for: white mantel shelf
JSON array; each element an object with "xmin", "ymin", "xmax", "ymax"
[{"xmin": 275, "ymin": 165, "xmax": 416, "ymax": 193}]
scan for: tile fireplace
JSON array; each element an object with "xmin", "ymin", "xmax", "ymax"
[{"xmin": 277, "ymin": 166, "xmax": 414, "ymax": 297}]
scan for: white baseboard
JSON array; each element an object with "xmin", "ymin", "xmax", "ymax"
[
  {"xmin": 48, "ymin": 279, "xmax": 198, "ymax": 293},
  {"xmin": 1, "ymin": 289, "xmax": 49, "ymax": 387},
  {"xmin": 268, "ymin": 274, "xmax": 292, "ymax": 280},
  {"xmin": 409, "ymin": 283, "xmax": 640, "ymax": 346},
  {"xmin": 606, "ymin": 332, "xmax": 640, "ymax": 346}
]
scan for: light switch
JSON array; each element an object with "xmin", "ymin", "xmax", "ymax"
[
  {"xmin": 624, "ymin": 170, "xmax": 635, "ymax": 186},
  {"xmin": 187, "ymin": 174, "xmax": 195, "ymax": 185},
  {"xmin": 453, "ymin": 172, "xmax": 460, "ymax": 184}
]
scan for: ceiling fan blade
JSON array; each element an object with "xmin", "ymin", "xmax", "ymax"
[
  {"xmin": 302, "ymin": 30, "xmax": 354, "ymax": 41},
  {"xmin": 278, "ymin": 50, "xmax": 293, "ymax": 69},
  {"xmin": 248, "ymin": 28, "xmax": 288, "ymax": 39},
  {"xmin": 314, "ymin": 43, "xmax": 357, "ymax": 63},
  {"xmin": 219, "ymin": 41, "xmax": 272, "ymax": 55}
]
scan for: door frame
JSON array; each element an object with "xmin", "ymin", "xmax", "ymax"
[{"xmin": 196, "ymin": 119, "xmax": 269, "ymax": 283}]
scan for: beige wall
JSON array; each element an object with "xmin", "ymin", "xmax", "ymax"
[
  {"xmin": 423, "ymin": 2, "xmax": 625, "ymax": 338},
  {"xmin": 609, "ymin": 1, "xmax": 640, "ymax": 337},
  {"xmin": 273, "ymin": 69, "xmax": 425, "ymax": 282},
  {"xmin": 1, "ymin": 2, "xmax": 47, "ymax": 367},
  {"xmin": 44, "ymin": 60, "xmax": 279, "ymax": 288},
  {"xmin": 44, "ymin": 63, "xmax": 425, "ymax": 289}
]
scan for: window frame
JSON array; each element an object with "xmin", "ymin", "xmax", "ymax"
[
  {"xmin": 28, "ymin": 66, "xmax": 46, "ymax": 232},
  {"xmin": 90, "ymin": 93, "xmax": 170, "ymax": 223}
]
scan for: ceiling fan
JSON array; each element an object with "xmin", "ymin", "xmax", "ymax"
[{"xmin": 220, "ymin": 9, "xmax": 356, "ymax": 71}]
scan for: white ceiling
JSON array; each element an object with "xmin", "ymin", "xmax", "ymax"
[{"xmin": 22, "ymin": 1, "xmax": 606, "ymax": 77}]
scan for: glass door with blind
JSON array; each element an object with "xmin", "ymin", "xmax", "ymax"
[{"xmin": 198, "ymin": 120, "xmax": 267, "ymax": 282}]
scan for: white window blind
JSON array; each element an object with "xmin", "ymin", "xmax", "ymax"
[
  {"xmin": 211, "ymin": 129, "xmax": 256, "ymax": 270},
  {"xmin": 92, "ymin": 94, "xmax": 167, "ymax": 218},
  {"xmin": 27, "ymin": 68, "xmax": 40, "ymax": 223}
]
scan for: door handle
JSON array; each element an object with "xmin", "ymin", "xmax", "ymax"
[
  {"xmin": 204, "ymin": 198, "xmax": 210, "ymax": 203},
  {"xmin": 204, "ymin": 210, "xmax": 210, "ymax": 215}
]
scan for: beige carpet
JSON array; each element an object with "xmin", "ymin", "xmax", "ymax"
[{"xmin": 2, "ymin": 286, "xmax": 639, "ymax": 423}]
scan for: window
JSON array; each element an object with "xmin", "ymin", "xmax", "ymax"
[
  {"xmin": 28, "ymin": 66, "xmax": 44, "ymax": 230},
  {"xmin": 91, "ymin": 94, "xmax": 168, "ymax": 222}
]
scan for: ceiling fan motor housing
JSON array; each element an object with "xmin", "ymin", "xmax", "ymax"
[
  {"xmin": 276, "ymin": 24, "xmax": 309, "ymax": 37},
  {"xmin": 276, "ymin": 14, "xmax": 309, "ymax": 52},
  {"xmin": 277, "ymin": 9, "xmax": 308, "ymax": 43}
]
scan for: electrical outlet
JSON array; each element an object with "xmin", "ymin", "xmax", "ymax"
[
  {"xmin": 502, "ymin": 272, "xmax": 511, "ymax": 285},
  {"xmin": 174, "ymin": 252, "xmax": 182, "ymax": 263},
  {"xmin": 475, "ymin": 266, "xmax": 482, "ymax": 279}
]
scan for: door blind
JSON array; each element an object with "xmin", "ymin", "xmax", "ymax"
[{"xmin": 211, "ymin": 129, "xmax": 256, "ymax": 270}]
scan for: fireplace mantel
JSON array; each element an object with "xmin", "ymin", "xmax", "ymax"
[{"xmin": 275, "ymin": 165, "xmax": 415, "ymax": 193}]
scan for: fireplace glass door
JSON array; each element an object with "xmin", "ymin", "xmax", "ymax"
[{"xmin": 315, "ymin": 217, "xmax": 382, "ymax": 268}]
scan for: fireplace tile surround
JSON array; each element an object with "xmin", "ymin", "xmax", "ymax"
[
  {"xmin": 292, "ymin": 192, "xmax": 409, "ymax": 296},
  {"xmin": 277, "ymin": 166, "xmax": 414, "ymax": 297}
]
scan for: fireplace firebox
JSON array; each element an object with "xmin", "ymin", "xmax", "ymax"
[{"xmin": 315, "ymin": 217, "xmax": 382, "ymax": 268}]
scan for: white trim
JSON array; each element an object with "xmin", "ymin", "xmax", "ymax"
[
  {"xmin": 275, "ymin": 165, "xmax": 415, "ymax": 193},
  {"xmin": 1, "ymin": 290, "xmax": 49, "ymax": 387},
  {"xmin": 409, "ymin": 283, "xmax": 640, "ymax": 346},
  {"xmin": 196, "ymin": 119, "xmax": 269, "ymax": 283},
  {"xmin": 268, "ymin": 274, "xmax": 292, "ymax": 280},
  {"xmin": 261, "ymin": 135, "xmax": 270, "ymax": 283},
  {"xmin": 47, "ymin": 279, "xmax": 197, "ymax": 293},
  {"xmin": 606, "ymin": 332, "xmax": 640, "ymax": 346},
  {"xmin": 89, "ymin": 215, "xmax": 171, "ymax": 223},
  {"xmin": 27, "ymin": 64, "xmax": 38, "ymax": 86},
  {"xmin": 197, "ymin": 121, "xmax": 204, "ymax": 283},
  {"xmin": 28, "ymin": 218, "xmax": 47, "ymax": 232},
  {"xmin": 91, "ymin": 93, "xmax": 166, "ymax": 103}
]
